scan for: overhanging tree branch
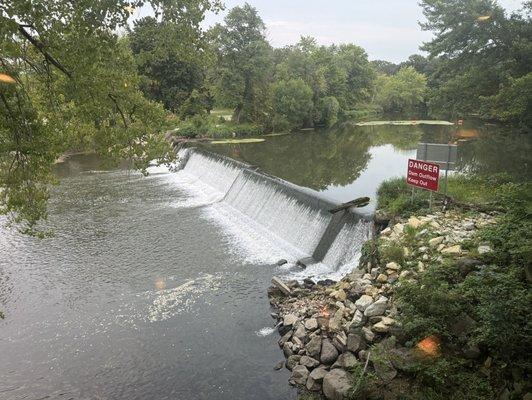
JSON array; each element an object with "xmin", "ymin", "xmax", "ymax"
[{"xmin": 17, "ymin": 25, "xmax": 72, "ymax": 78}]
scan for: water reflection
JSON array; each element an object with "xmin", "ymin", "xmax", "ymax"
[{"xmin": 204, "ymin": 122, "xmax": 531, "ymax": 201}]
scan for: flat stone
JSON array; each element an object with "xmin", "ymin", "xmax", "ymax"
[
  {"xmin": 305, "ymin": 318, "xmax": 318, "ymax": 331},
  {"xmin": 271, "ymin": 276, "xmax": 292, "ymax": 296},
  {"xmin": 330, "ymin": 289, "xmax": 347, "ymax": 301},
  {"xmin": 429, "ymin": 236, "xmax": 444, "ymax": 247},
  {"xmin": 355, "ymin": 295, "xmax": 374, "ymax": 311},
  {"xmin": 320, "ymin": 339, "xmax": 339, "ymax": 365},
  {"xmin": 290, "ymin": 364, "xmax": 309, "ymax": 386},
  {"xmin": 376, "ymin": 273, "xmax": 388, "ymax": 283},
  {"xmin": 294, "ymin": 324, "xmax": 307, "ymax": 341},
  {"xmin": 328, "ymin": 308, "xmax": 344, "ymax": 332},
  {"xmin": 477, "ymin": 245, "xmax": 493, "ymax": 254},
  {"xmin": 349, "ymin": 309, "xmax": 365, "ymax": 328},
  {"xmin": 386, "ymin": 261, "xmax": 401, "ymax": 271},
  {"xmin": 393, "ymin": 223, "xmax": 404, "ymax": 235},
  {"xmin": 381, "ymin": 227, "xmax": 392, "ymax": 236},
  {"xmin": 332, "ymin": 351, "xmax": 358, "ymax": 370},
  {"xmin": 362, "ymin": 326, "xmax": 375, "ymax": 342},
  {"xmin": 323, "ymin": 369, "xmax": 354, "ymax": 400},
  {"xmin": 441, "ymin": 245, "xmax": 462, "ymax": 255},
  {"xmin": 283, "ymin": 313, "xmax": 298, "ymax": 327}
]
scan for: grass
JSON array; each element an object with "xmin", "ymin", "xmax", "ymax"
[{"xmin": 376, "ymin": 173, "xmax": 515, "ymax": 218}]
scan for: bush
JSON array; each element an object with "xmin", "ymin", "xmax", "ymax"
[{"xmin": 174, "ymin": 114, "xmax": 264, "ymax": 138}]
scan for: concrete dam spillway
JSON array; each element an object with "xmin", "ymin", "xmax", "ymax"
[{"xmin": 174, "ymin": 147, "xmax": 373, "ymax": 277}]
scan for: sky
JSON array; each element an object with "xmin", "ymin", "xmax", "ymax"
[{"xmin": 135, "ymin": 0, "xmax": 524, "ymax": 63}]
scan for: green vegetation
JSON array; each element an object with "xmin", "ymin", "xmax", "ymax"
[{"xmin": 371, "ymin": 175, "xmax": 532, "ymax": 399}]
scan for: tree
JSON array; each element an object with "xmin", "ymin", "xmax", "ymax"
[
  {"xmin": 272, "ymin": 79, "xmax": 313, "ymax": 131},
  {"xmin": 0, "ymin": 0, "xmax": 221, "ymax": 233},
  {"xmin": 375, "ymin": 67, "xmax": 427, "ymax": 116},
  {"xmin": 129, "ymin": 16, "xmax": 209, "ymax": 113},
  {"xmin": 209, "ymin": 3, "xmax": 273, "ymax": 123},
  {"xmin": 420, "ymin": 0, "xmax": 531, "ymax": 123}
]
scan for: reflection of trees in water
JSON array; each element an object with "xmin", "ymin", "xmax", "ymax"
[
  {"xmin": 455, "ymin": 127, "xmax": 531, "ymax": 179},
  {"xmin": 206, "ymin": 123, "xmax": 530, "ymax": 191},
  {"xmin": 210, "ymin": 129, "xmax": 372, "ymax": 191}
]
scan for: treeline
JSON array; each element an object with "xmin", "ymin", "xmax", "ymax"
[{"xmin": 128, "ymin": 1, "xmax": 531, "ymax": 132}]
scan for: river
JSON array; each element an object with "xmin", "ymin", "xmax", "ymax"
[{"xmin": 0, "ymin": 121, "xmax": 529, "ymax": 400}]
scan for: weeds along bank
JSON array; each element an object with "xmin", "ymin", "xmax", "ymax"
[{"xmin": 268, "ymin": 176, "xmax": 531, "ymax": 400}]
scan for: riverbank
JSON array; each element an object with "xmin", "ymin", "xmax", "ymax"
[{"xmin": 268, "ymin": 177, "xmax": 531, "ymax": 399}]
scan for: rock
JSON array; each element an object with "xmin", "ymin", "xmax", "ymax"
[
  {"xmin": 306, "ymin": 366, "xmax": 328, "ymax": 391},
  {"xmin": 330, "ymin": 289, "xmax": 347, "ymax": 301},
  {"xmin": 278, "ymin": 330, "xmax": 292, "ymax": 347},
  {"xmin": 463, "ymin": 221, "xmax": 475, "ymax": 231},
  {"xmin": 429, "ymin": 236, "xmax": 444, "ymax": 247},
  {"xmin": 332, "ymin": 351, "xmax": 358, "ymax": 369},
  {"xmin": 277, "ymin": 259, "xmax": 288, "ymax": 266},
  {"xmin": 387, "ymin": 273, "xmax": 399, "ymax": 284},
  {"xmin": 320, "ymin": 339, "xmax": 339, "ymax": 365},
  {"xmin": 329, "ymin": 308, "xmax": 344, "ymax": 332},
  {"xmin": 347, "ymin": 333, "xmax": 363, "ymax": 352},
  {"xmin": 283, "ymin": 342, "xmax": 294, "ymax": 358},
  {"xmin": 393, "ymin": 223, "xmax": 404, "ymax": 235},
  {"xmin": 389, "ymin": 347, "xmax": 416, "ymax": 371},
  {"xmin": 364, "ymin": 297, "xmax": 388, "ymax": 317},
  {"xmin": 362, "ymin": 326, "xmax": 375, "ymax": 342},
  {"xmin": 278, "ymin": 323, "xmax": 291, "ymax": 336},
  {"xmin": 355, "ymin": 295, "xmax": 374, "ymax": 311},
  {"xmin": 283, "ymin": 314, "xmax": 298, "ymax": 327},
  {"xmin": 373, "ymin": 358, "xmax": 397, "ymax": 383},
  {"xmin": 463, "ymin": 342, "xmax": 481, "ymax": 359},
  {"xmin": 322, "ymin": 369, "xmax": 354, "ymax": 400},
  {"xmin": 294, "ymin": 323, "xmax": 307, "ymax": 341},
  {"xmin": 305, "ymin": 318, "xmax": 318, "ymax": 331},
  {"xmin": 386, "ymin": 261, "xmax": 401, "ymax": 271},
  {"xmin": 286, "ymin": 355, "xmax": 300, "ymax": 371},
  {"xmin": 455, "ymin": 258, "xmax": 483, "ymax": 278},
  {"xmin": 373, "ymin": 320, "xmax": 391, "ymax": 333},
  {"xmin": 418, "ymin": 246, "xmax": 428, "ymax": 253},
  {"xmin": 317, "ymin": 279, "xmax": 337, "ymax": 287},
  {"xmin": 399, "ymin": 270, "xmax": 412, "ymax": 279},
  {"xmin": 300, "ymin": 355, "xmax": 320, "ymax": 369},
  {"xmin": 290, "ymin": 365, "xmax": 309, "ymax": 386},
  {"xmin": 376, "ymin": 273, "xmax": 388, "ymax": 283},
  {"xmin": 450, "ymin": 312, "xmax": 477, "ymax": 338},
  {"xmin": 380, "ymin": 227, "xmax": 392, "ymax": 236},
  {"xmin": 441, "ymin": 245, "xmax": 461, "ymax": 254},
  {"xmin": 274, "ymin": 361, "xmax": 284, "ymax": 370},
  {"xmin": 478, "ymin": 245, "xmax": 493, "ymax": 254},
  {"xmin": 307, "ymin": 335, "xmax": 322, "ymax": 359},
  {"xmin": 271, "ymin": 276, "xmax": 292, "ymax": 296},
  {"xmin": 408, "ymin": 216, "xmax": 423, "ymax": 228},
  {"xmin": 349, "ymin": 309, "xmax": 365, "ymax": 328}
]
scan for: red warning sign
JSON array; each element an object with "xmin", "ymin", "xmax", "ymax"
[{"xmin": 407, "ymin": 159, "xmax": 440, "ymax": 192}]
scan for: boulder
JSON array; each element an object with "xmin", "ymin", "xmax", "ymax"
[
  {"xmin": 408, "ymin": 216, "xmax": 423, "ymax": 228},
  {"xmin": 477, "ymin": 245, "xmax": 493, "ymax": 254},
  {"xmin": 355, "ymin": 295, "xmax": 374, "ymax": 311},
  {"xmin": 323, "ymin": 369, "xmax": 354, "ymax": 400},
  {"xmin": 332, "ymin": 351, "xmax": 358, "ymax": 369},
  {"xmin": 305, "ymin": 318, "xmax": 318, "ymax": 331},
  {"xmin": 283, "ymin": 313, "xmax": 298, "ymax": 327},
  {"xmin": 306, "ymin": 335, "xmax": 322, "ymax": 359},
  {"xmin": 306, "ymin": 366, "xmax": 328, "ymax": 391},
  {"xmin": 376, "ymin": 273, "xmax": 388, "ymax": 283},
  {"xmin": 290, "ymin": 365, "xmax": 309, "ymax": 386},
  {"xmin": 455, "ymin": 258, "xmax": 483, "ymax": 278},
  {"xmin": 330, "ymin": 289, "xmax": 347, "ymax": 301},
  {"xmin": 372, "ymin": 320, "xmax": 391, "ymax": 333},
  {"xmin": 386, "ymin": 261, "xmax": 401, "ymax": 271},
  {"xmin": 276, "ymin": 259, "xmax": 288, "ymax": 266},
  {"xmin": 286, "ymin": 355, "xmax": 301, "ymax": 371},
  {"xmin": 300, "ymin": 355, "xmax": 320, "ymax": 369},
  {"xmin": 349, "ymin": 309, "xmax": 365, "ymax": 328},
  {"xmin": 320, "ymin": 339, "xmax": 339, "ymax": 365},
  {"xmin": 329, "ymin": 308, "xmax": 344, "ymax": 332},
  {"xmin": 362, "ymin": 326, "xmax": 375, "ymax": 342},
  {"xmin": 347, "ymin": 333, "xmax": 364, "ymax": 353},
  {"xmin": 294, "ymin": 323, "xmax": 307, "ymax": 342},
  {"xmin": 364, "ymin": 297, "xmax": 388, "ymax": 317},
  {"xmin": 283, "ymin": 342, "xmax": 294, "ymax": 358}
]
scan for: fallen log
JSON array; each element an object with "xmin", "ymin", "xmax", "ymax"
[{"xmin": 329, "ymin": 197, "xmax": 370, "ymax": 213}]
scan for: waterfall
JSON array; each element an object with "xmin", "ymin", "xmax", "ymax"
[{"xmin": 171, "ymin": 147, "xmax": 373, "ymax": 277}]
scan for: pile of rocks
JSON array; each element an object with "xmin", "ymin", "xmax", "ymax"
[{"xmin": 267, "ymin": 210, "xmax": 498, "ymax": 399}]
